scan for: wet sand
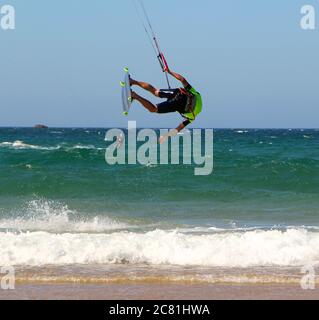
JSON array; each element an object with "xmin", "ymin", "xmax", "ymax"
[
  {"xmin": 1, "ymin": 283, "xmax": 318, "ymax": 300},
  {"xmin": 1, "ymin": 265, "xmax": 318, "ymax": 300}
]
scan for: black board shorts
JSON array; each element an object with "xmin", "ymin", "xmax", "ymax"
[{"xmin": 156, "ymin": 89, "xmax": 188, "ymax": 114}]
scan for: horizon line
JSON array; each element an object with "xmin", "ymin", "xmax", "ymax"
[{"xmin": 0, "ymin": 126, "xmax": 318, "ymax": 130}]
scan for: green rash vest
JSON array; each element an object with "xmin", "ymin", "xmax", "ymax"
[{"xmin": 182, "ymin": 86, "xmax": 202, "ymax": 122}]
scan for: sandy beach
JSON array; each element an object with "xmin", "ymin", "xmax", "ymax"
[
  {"xmin": 1, "ymin": 283, "xmax": 318, "ymax": 300},
  {"xmin": 0, "ymin": 265, "xmax": 318, "ymax": 300}
]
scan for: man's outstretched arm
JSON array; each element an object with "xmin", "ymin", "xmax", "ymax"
[
  {"xmin": 167, "ymin": 69, "xmax": 190, "ymax": 88},
  {"xmin": 158, "ymin": 120, "xmax": 191, "ymax": 144},
  {"xmin": 176, "ymin": 119, "xmax": 191, "ymax": 132}
]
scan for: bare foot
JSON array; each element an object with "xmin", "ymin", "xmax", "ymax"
[
  {"xmin": 129, "ymin": 77, "xmax": 137, "ymax": 86},
  {"xmin": 131, "ymin": 91, "xmax": 138, "ymax": 100}
]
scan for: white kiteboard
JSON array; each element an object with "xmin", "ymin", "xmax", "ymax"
[{"xmin": 120, "ymin": 67, "xmax": 132, "ymax": 116}]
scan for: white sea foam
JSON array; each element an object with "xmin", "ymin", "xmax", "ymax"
[
  {"xmin": 173, "ymin": 225, "xmax": 271, "ymax": 234},
  {"xmin": 0, "ymin": 141, "xmax": 102, "ymax": 151},
  {"xmin": 71, "ymin": 144, "xmax": 96, "ymax": 150},
  {"xmin": 0, "ymin": 200, "xmax": 128, "ymax": 233},
  {"xmin": 0, "ymin": 228, "xmax": 318, "ymax": 267},
  {"xmin": 63, "ymin": 144, "xmax": 104, "ymax": 151},
  {"xmin": 0, "ymin": 141, "xmax": 58, "ymax": 150},
  {"xmin": 1, "ymin": 201, "xmax": 319, "ymax": 268},
  {"xmin": 235, "ymin": 130, "xmax": 249, "ymax": 134}
]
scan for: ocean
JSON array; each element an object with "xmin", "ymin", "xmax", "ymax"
[{"xmin": 0, "ymin": 127, "xmax": 318, "ymax": 285}]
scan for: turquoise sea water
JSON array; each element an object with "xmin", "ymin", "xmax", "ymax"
[{"xmin": 0, "ymin": 128, "xmax": 318, "ymax": 269}]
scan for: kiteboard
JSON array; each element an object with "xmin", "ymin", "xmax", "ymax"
[{"xmin": 120, "ymin": 67, "xmax": 132, "ymax": 116}]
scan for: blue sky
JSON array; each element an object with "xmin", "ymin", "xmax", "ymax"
[{"xmin": 1, "ymin": 0, "xmax": 318, "ymax": 128}]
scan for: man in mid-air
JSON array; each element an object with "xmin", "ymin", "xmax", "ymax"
[{"xmin": 130, "ymin": 68, "xmax": 202, "ymax": 142}]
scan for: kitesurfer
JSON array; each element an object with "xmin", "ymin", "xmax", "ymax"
[{"xmin": 130, "ymin": 68, "xmax": 202, "ymax": 136}]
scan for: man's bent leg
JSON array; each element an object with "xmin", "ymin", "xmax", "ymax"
[{"xmin": 130, "ymin": 79, "xmax": 159, "ymax": 97}]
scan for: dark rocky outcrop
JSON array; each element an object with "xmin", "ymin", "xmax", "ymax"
[{"xmin": 34, "ymin": 124, "xmax": 48, "ymax": 129}]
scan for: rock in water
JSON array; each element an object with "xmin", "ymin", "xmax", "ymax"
[{"xmin": 34, "ymin": 124, "xmax": 48, "ymax": 129}]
